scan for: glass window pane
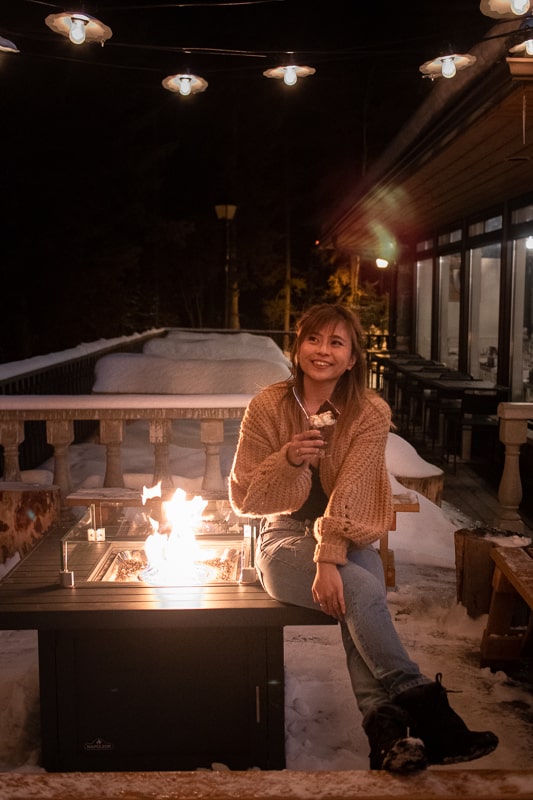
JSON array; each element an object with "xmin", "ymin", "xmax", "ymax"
[
  {"xmin": 416, "ymin": 259, "xmax": 432, "ymax": 359},
  {"xmin": 438, "ymin": 253, "xmax": 461, "ymax": 369},
  {"xmin": 485, "ymin": 215, "xmax": 502, "ymax": 232},
  {"xmin": 511, "ymin": 237, "xmax": 533, "ymax": 400},
  {"xmin": 512, "ymin": 205, "xmax": 533, "ymax": 224},
  {"xmin": 468, "ymin": 244, "xmax": 500, "ymax": 380}
]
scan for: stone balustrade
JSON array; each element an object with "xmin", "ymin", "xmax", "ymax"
[
  {"xmin": 497, "ymin": 401, "xmax": 533, "ymax": 533},
  {"xmin": 0, "ymin": 394, "xmax": 253, "ymax": 504},
  {"xmin": 0, "ymin": 396, "xmax": 531, "ymax": 531}
]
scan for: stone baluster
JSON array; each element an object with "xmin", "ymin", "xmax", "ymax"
[
  {"xmin": 46, "ymin": 420, "xmax": 74, "ymax": 499},
  {"xmin": 200, "ymin": 419, "xmax": 226, "ymax": 497},
  {"xmin": 497, "ymin": 413, "xmax": 529, "ymax": 533},
  {"xmin": 149, "ymin": 419, "xmax": 174, "ymax": 491},
  {"xmin": 99, "ymin": 419, "xmax": 125, "ymax": 488},
  {"xmin": 0, "ymin": 420, "xmax": 25, "ymax": 481}
]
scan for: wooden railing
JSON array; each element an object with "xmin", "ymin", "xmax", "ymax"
[
  {"xmin": 497, "ymin": 402, "xmax": 533, "ymax": 533},
  {"xmin": 0, "ymin": 394, "xmax": 253, "ymax": 504}
]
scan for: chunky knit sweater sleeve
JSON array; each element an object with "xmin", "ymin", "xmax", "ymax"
[
  {"xmin": 229, "ymin": 384, "xmax": 313, "ymax": 517},
  {"xmin": 229, "ymin": 383, "xmax": 394, "ymax": 565},
  {"xmin": 313, "ymin": 392, "xmax": 394, "ymax": 564}
]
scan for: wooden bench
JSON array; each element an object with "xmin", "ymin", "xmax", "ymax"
[
  {"xmin": 382, "ymin": 493, "xmax": 419, "ymax": 588},
  {"xmin": 480, "ymin": 545, "xmax": 533, "ymax": 668}
]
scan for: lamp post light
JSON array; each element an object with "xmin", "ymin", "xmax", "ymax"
[{"xmin": 214, "ymin": 204, "xmax": 238, "ymax": 329}]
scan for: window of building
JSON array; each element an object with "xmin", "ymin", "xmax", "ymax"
[
  {"xmin": 438, "ymin": 253, "xmax": 461, "ymax": 369},
  {"xmin": 511, "ymin": 237, "xmax": 533, "ymax": 400},
  {"xmin": 437, "ymin": 229, "xmax": 462, "ymax": 246},
  {"xmin": 416, "ymin": 258, "xmax": 432, "ymax": 359},
  {"xmin": 416, "ymin": 238, "xmax": 433, "ymax": 253},
  {"xmin": 468, "ymin": 215, "xmax": 502, "ymax": 237},
  {"xmin": 467, "ymin": 244, "xmax": 501, "ymax": 380},
  {"xmin": 511, "ymin": 205, "xmax": 533, "ymax": 225}
]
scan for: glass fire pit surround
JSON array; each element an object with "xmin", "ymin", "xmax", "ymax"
[{"xmin": 60, "ymin": 497, "xmax": 258, "ymax": 587}]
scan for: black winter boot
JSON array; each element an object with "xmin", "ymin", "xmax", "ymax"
[
  {"xmin": 362, "ymin": 702, "xmax": 428, "ymax": 772},
  {"xmin": 394, "ymin": 673, "xmax": 499, "ymax": 765}
]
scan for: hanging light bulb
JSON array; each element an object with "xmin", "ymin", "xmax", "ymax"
[
  {"xmin": 263, "ymin": 60, "xmax": 316, "ymax": 86},
  {"xmin": 45, "ymin": 11, "xmax": 112, "ymax": 46},
  {"xmin": 376, "ymin": 258, "xmax": 389, "ymax": 269},
  {"xmin": 177, "ymin": 76, "xmax": 192, "ymax": 96},
  {"xmin": 511, "ymin": 0, "xmax": 531, "ymax": 13},
  {"xmin": 283, "ymin": 65, "xmax": 298, "ymax": 86},
  {"xmin": 162, "ymin": 72, "xmax": 208, "ymax": 96},
  {"xmin": 419, "ymin": 51, "xmax": 476, "ymax": 80},
  {"xmin": 508, "ymin": 15, "xmax": 533, "ymax": 55},
  {"xmin": 440, "ymin": 56, "xmax": 457, "ymax": 78},
  {"xmin": 68, "ymin": 14, "xmax": 88, "ymax": 45}
]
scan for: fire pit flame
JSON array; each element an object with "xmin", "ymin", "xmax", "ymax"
[
  {"xmin": 74, "ymin": 485, "xmax": 255, "ymax": 586},
  {"xmin": 141, "ymin": 485, "xmax": 215, "ymax": 585}
]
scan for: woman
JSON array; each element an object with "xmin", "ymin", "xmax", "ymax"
[{"xmin": 229, "ymin": 303, "xmax": 498, "ymax": 772}]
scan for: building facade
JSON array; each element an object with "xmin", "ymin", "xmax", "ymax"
[{"xmin": 320, "ymin": 16, "xmax": 533, "ymax": 403}]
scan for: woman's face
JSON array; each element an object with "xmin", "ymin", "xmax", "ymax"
[{"xmin": 298, "ymin": 321, "xmax": 356, "ymax": 385}]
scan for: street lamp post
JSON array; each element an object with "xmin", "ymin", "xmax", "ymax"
[{"xmin": 214, "ymin": 204, "xmax": 238, "ymax": 328}]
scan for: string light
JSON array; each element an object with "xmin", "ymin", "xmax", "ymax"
[
  {"xmin": 419, "ymin": 52, "xmax": 477, "ymax": 80},
  {"xmin": 45, "ymin": 11, "xmax": 112, "ymax": 47},
  {"xmin": 162, "ymin": 72, "xmax": 208, "ymax": 96},
  {"xmin": 263, "ymin": 61, "xmax": 316, "ymax": 86}
]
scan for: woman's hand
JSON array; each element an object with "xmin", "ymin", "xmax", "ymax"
[
  {"xmin": 287, "ymin": 429, "xmax": 325, "ymax": 465},
  {"xmin": 312, "ymin": 562, "xmax": 345, "ymax": 620}
]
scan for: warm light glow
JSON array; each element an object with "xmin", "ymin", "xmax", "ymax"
[
  {"xmin": 214, "ymin": 203, "xmax": 238, "ymax": 221},
  {"xmin": 440, "ymin": 56, "xmax": 457, "ymax": 79},
  {"xmin": 526, "ymin": 235, "xmax": 533, "ymax": 249},
  {"xmin": 283, "ymin": 66, "xmax": 298, "ymax": 86},
  {"xmin": 69, "ymin": 15, "xmax": 88, "ymax": 45},
  {"xmin": 376, "ymin": 258, "xmax": 389, "ymax": 269}
]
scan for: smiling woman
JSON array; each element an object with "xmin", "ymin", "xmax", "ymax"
[{"xmin": 229, "ymin": 302, "xmax": 499, "ymax": 772}]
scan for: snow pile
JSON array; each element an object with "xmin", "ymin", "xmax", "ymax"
[{"xmin": 92, "ymin": 331, "xmax": 290, "ymax": 395}]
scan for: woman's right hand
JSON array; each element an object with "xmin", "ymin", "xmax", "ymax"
[{"xmin": 287, "ymin": 429, "xmax": 324, "ymax": 465}]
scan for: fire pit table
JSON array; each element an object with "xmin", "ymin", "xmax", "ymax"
[{"xmin": 0, "ymin": 489, "xmax": 335, "ymax": 773}]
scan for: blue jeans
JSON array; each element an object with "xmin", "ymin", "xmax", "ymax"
[{"xmin": 256, "ymin": 515, "xmax": 429, "ymax": 717}]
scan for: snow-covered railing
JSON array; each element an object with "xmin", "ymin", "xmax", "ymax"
[
  {"xmin": 497, "ymin": 402, "xmax": 533, "ymax": 532},
  {"xmin": 0, "ymin": 394, "xmax": 253, "ymax": 503}
]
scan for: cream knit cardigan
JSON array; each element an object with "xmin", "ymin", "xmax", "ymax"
[{"xmin": 229, "ymin": 382, "xmax": 394, "ymax": 565}]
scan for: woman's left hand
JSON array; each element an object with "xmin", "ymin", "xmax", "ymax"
[{"xmin": 312, "ymin": 562, "xmax": 346, "ymax": 620}]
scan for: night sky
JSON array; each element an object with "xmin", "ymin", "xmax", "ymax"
[{"xmin": 1, "ymin": 1, "xmax": 493, "ymax": 360}]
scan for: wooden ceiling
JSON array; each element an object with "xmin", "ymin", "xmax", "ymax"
[{"xmin": 320, "ymin": 59, "xmax": 533, "ymax": 260}]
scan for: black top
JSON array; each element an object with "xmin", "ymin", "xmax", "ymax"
[{"xmin": 291, "ymin": 466, "xmax": 328, "ymax": 521}]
